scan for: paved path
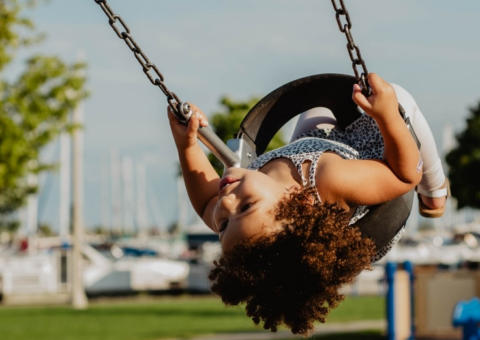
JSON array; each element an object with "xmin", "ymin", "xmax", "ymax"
[{"xmin": 165, "ymin": 320, "xmax": 385, "ymax": 340}]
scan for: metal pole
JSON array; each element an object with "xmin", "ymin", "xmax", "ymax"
[
  {"xmin": 177, "ymin": 103, "xmax": 240, "ymax": 168},
  {"xmin": 197, "ymin": 126, "xmax": 240, "ymax": 168},
  {"xmin": 71, "ymin": 102, "xmax": 88, "ymax": 309},
  {"xmin": 121, "ymin": 156, "xmax": 135, "ymax": 235},
  {"xmin": 403, "ymin": 261, "xmax": 415, "ymax": 340},
  {"xmin": 110, "ymin": 150, "xmax": 122, "ymax": 234},
  {"xmin": 26, "ymin": 172, "xmax": 38, "ymax": 253},
  {"xmin": 386, "ymin": 262, "xmax": 397, "ymax": 340},
  {"xmin": 59, "ymin": 132, "xmax": 71, "ymax": 239},
  {"xmin": 135, "ymin": 161, "xmax": 148, "ymax": 233}
]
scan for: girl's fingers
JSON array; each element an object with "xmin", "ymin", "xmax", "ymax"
[
  {"xmin": 167, "ymin": 106, "xmax": 176, "ymax": 122},
  {"xmin": 367, "ymin": 73, "xmax": 388, "ymax": 95},
  {"xmin": 167, "ymin": 106, "xmax": 185, "ymax": 129},
  {"xmin": 198, "ymin": 113, "xmax": 208, "ymax": 127},
  {"xmin": 187, "ymin": 112, "xmax": 200, "ymax": 137},
  {"xmin": 188, "ymin": 102, "xmax": 209, "ymax": 128},
  {"xmin": 167, "ymin": 104, "xmax": 208, "ymax": 146},
  {"xmin": 366, "ymin": 74, "xmax": 379, "ymax": 95},
  {"xmin": 168, "ymin": 106, "xmax": 207, "ymax": 126},
  {"xmin": 188, "ymin": 104, "xmax": 208, "ymax": 125},
  {"xmin": 352, "ymin": 84, "xmax": 373, "ymax": 111}
]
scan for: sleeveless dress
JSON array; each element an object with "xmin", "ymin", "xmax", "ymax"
[{"xmin": 247, "ymin": 113, "xmax": 405, "ymax": 262}]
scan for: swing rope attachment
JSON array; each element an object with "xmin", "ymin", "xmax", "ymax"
[
  {"xmin": 93, "ymin": 0, "xmax": 190, "ymax": 120},
  {"xmin": 331, "ymin": 0, "xmax": 371, "ymax": 97}
]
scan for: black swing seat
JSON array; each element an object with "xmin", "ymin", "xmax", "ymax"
[{"xmin": 234, "ymin": 73, "xmax": 414, "ymax": 252}]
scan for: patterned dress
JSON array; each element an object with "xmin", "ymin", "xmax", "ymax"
[{"xmin": 247, "ymin": 113, "xmax": 404, "ymax": 262}]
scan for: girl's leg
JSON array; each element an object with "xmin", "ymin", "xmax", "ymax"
[
  {"xmin": 290, "ymin": 107, "xmax": 337, "ymax": 142},
  {"xmin": 392, "ymin": 84, "xmax": 447, "ymax": 209}
]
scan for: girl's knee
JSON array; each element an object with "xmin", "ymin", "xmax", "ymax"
[{"xmin": 290, "ymin": 107, "xmax": 337, "ymax": 142}]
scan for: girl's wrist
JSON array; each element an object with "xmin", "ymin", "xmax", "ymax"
[
  {"xmin": 371, "ymin": 107, "xmax": 402, "ymax": 126},
  {"xmin": 174, "ymin": 137, "xmax": 197, "ymax": 151},
  {"xmin": 177, "ymin": 143, "xmax": 201, "ymax": 158}
]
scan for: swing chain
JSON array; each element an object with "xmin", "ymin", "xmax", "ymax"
[
  {"xmin": 93, "ymin": 0, "xmax": 184, "ymax": 116},
  {"xmin": 331, "ymin": 0, "xmax": 371, "ymax": 96}
]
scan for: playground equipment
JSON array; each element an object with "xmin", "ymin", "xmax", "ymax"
[
  {"xmin": 386, "ymin": 262, "xmax": 415, "ymax": 340},
  {"xmin": 453, "ymin": 297, "xmax": 480, "ymax": 340},
  {"xmin": 386, "ymin": 262, "xmax": 480, "ymax": 340}
]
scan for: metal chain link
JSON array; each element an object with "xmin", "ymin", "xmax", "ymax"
[
  {"xmin": 331, "ymin": 0, "xmax": 371, "ymax": 96},
  {"xmin": 93, "ymin": 0, "xmax": 186, "ymax": 117}
]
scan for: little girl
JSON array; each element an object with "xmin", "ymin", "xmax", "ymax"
[{"xmin": 168, "ymin": 73, "xmax": 447, "ymax": 335}]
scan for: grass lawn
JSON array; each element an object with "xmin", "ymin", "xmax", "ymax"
[{"xmin": 0, "ymin": 295, "xmax": 384, "ymax": 340}]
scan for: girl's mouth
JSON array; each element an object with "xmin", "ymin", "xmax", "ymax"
[{"xmin": 219, "ymin": 176, "xmax": 239, "ymax": 190}]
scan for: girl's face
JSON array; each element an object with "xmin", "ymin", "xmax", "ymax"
[{"xmin": 214, "ymin": 167, "xmax": 291, "ymax": 252}]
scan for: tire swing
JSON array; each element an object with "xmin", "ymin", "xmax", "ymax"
[
  {"xmin": 237, "ymin": 73, "xmax": 414, "ymax": 251},
  {"xmin": 234, "ymin": 1, "xmax": 419, "ymax": 251},
  {"xmin": 93, "ymin": 0, "xmax": 418, "ymax": 251}
]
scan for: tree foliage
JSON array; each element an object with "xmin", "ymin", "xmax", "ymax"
[
  {"xmin": 445, "ymin": 101, "xmax": 480, "ymax": 209},
  {"xmin": 0, "ymin": 0, "xmax": 88, "ymax": 224},
  {"xmin": 208, "ymin": 96, "xmax": 286, "ymax": 175}
]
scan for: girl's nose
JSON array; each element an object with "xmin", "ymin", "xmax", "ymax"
[{"xmin": 218, "ymin": 194, "xmax": 236, "ymax": 213}]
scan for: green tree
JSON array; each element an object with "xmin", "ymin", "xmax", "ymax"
[
  {"xmin": 38, "ymin": 223, "xmax": 54, "ymax": 236},
  {"xmin": 445, "ymin": 101, "xmax": 480, "ymax": 209},
  {"xmin": 208, "ymin": 96, "xmax": 286, "ymax": 174},
  {"xmin": 0, "ymin": 0, "xmax": 88, "ymax": 227}
]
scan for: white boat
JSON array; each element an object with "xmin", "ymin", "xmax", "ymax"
[{"xmin": 0, "ymin": 242, "xmax": 190, "ymax": 304}]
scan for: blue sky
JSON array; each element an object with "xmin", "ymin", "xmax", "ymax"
[{"xmin": 18, "ymin": 0, "xmax": 480, "ymax": 231}]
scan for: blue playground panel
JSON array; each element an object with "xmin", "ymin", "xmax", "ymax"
[
  {"xmin": 386, "ymin": 261, "xmax": 415, "ymax": 340},
  {"xmin": 453, "ymin": 297, "xmax": 480, "ymax": 340}
]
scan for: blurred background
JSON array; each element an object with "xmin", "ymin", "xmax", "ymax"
[{"xmin": 1, "ymin": 0, "xmax": 480, "ymax": 339}]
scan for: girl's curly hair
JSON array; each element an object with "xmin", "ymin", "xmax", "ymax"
[{"xmin": 208, "ymin": 187, "xmax": 376, "ymax": 335}]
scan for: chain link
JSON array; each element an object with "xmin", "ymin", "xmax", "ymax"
[
  {"xmin": 331, "ymin": 0, "xmax": 371, "ymax": 96},
  {"xmin": 93, "ymin": 0, "xmax": 183, "ymax": 116}
]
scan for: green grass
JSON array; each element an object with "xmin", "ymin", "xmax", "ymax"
[
  {"xmin": 328, "ymin": 295, "xmax": 384, "ymax": 322},
  {"xmin": 0, "ymin": 295, "xmax": 384, "ymax": 340}
]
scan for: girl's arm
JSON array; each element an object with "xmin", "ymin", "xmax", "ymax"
[
  {"xmin": 352, "ymin": 74, "xmax": 421, "ymax": 185},
  {"xmin": 168, "ymin": 105, "xmax": 219, "ymax": 232},
  {"xmin": 319, "ymin": 73, "xmax": 422, "ymax": 206}
]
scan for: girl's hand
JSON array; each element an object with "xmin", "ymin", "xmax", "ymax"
[
  {"xmin": 352, "ymin": 73, "xmax": 398, "ymax": 121},
  {"xmin": 168, "ymin": 103, "xmax": 208, "ymax": 150}
]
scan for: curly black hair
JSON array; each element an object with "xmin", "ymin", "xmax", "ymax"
[{"xmin": 208, "ymin": 188, "xmax": 376, "ymax": 335}]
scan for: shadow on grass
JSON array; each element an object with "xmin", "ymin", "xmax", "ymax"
[{"xmin": 281, "ymin": 330, "xmax": 385, "ymax": 340}]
